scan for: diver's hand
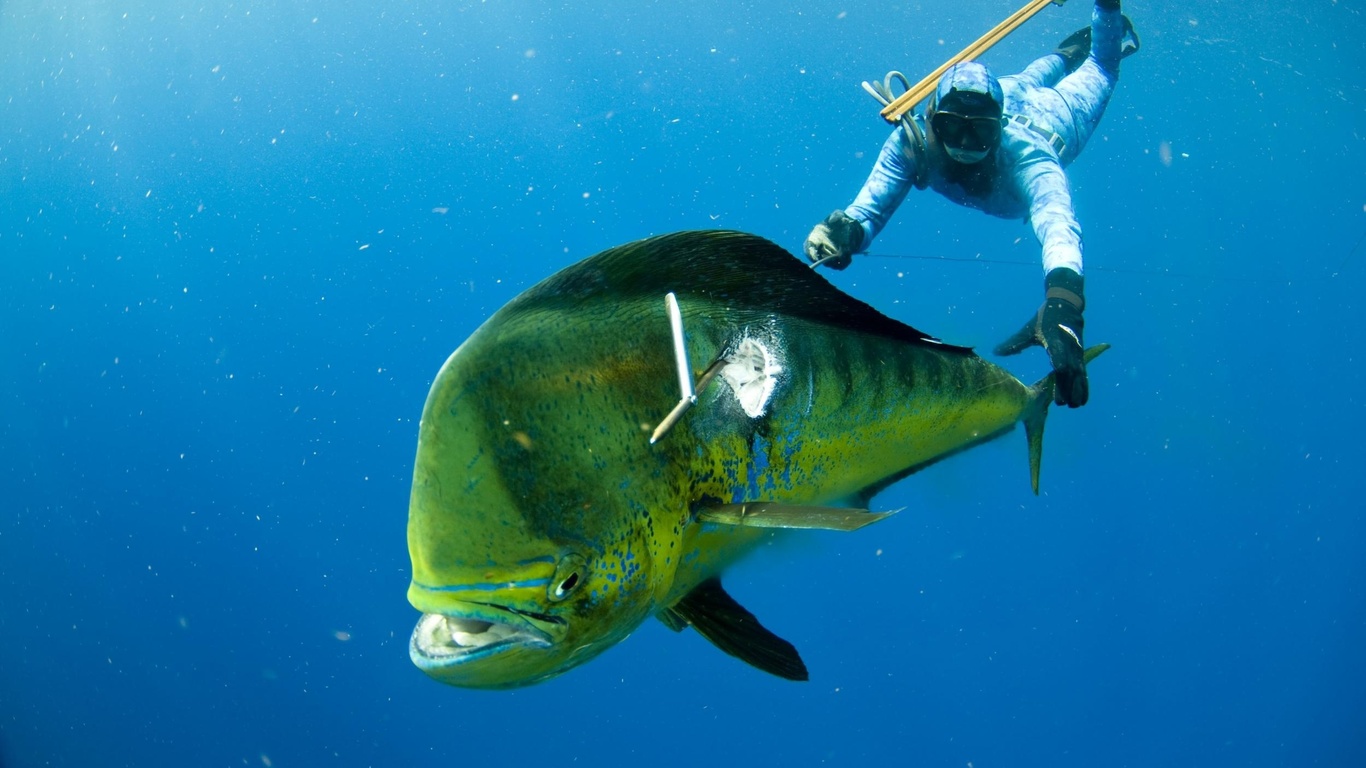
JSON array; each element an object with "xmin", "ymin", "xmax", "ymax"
[
  {"xmin": 994, "ymin": 267, "xmax": 1089, "ymax": 407},
  {"xmin": 803, "ymin": 210, "xmax": 864, "ymax": 270}
]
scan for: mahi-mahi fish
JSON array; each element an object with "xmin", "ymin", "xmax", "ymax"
[{"xmin": 406, "ymin": 230, "xmax": 1105, "ymax": 688}]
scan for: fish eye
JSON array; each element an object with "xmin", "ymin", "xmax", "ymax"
[
  {"xmin": 547, "ymin": 552, "xmax": 587, "ymax": 602},
  {"xmin": 553, "ymin": 572, "xmax": 579, "ymax": 599}
]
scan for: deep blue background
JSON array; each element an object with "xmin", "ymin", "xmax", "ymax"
[{"xmin": 2, "ymin": 1, "xmax": 1363, "ymax": 766}]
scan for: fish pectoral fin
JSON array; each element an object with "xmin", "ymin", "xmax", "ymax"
[
  {"xmin": 664, "ymin": 578, "xmax": 808, "ymax": 682},
  {"xmin": 697, "ymin": 502, "xmax": 898, "ymax": 532}
]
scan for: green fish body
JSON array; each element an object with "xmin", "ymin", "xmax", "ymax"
[{"xmin": 406, "ymin": 230, "xmax": 1102, "ymax": 688}]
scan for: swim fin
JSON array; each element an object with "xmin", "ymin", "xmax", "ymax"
[
  {"xmin": 1055, "ymin": 14, "xmax": 1140, "ymax": 73},
  {"xmin": 1055, "ymin": 25, "xmax": 1093, "ymax": 71},
  {"xmin": 1119, "ymin": 15, "xmax": 1141, "ymax": 59}
]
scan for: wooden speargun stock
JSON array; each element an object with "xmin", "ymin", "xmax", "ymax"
[{"xmin": 879, "ymin": 0, "xmax": 1068, "ymax": 124}]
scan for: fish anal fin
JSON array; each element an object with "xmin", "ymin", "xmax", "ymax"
[{"xmin": 667, "ymin": 578, "xmax": 808, "ymax": 682}]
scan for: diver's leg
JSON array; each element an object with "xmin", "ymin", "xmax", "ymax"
[
  {"xmin": 1087, "ymin": 2, "xmax": 1126, "ymax": 76},
  {"xmin": 1006, "ymin": 53, "xmax": 1068, "ymax": 91},
  {"xmin": 1055, "ymin": 4, "xmax": 1126, "ymax": 155}
]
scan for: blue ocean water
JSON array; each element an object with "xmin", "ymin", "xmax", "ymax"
[{"xmin": 2, "ymin": 0, "xmax": 1363, "ymax": 765}]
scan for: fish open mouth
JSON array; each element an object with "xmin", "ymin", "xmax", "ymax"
[{"xmin": 410, "ymin": 612, "xmax": 551, "ymax": 664}]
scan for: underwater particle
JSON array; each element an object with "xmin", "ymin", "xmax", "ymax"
[
  {"xmin": 432, "ymin": 206, "xmax": 449, "ymax": 214},
  {"xmin": 334, "ymin": 630, "xmax": 351, "ymax": 642},
  {"xmin": 1158, "ymin": 141, "xmax": 1173, "ymax": 167}
]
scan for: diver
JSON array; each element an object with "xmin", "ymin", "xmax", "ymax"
[{"xmin": 804, "ymin": 0, "xmax": 1139, "ymax": 408}]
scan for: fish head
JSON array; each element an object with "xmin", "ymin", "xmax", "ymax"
[
  {"xmin": 407, "ymin": 544, "xmax": 634, "ymax": 690},
  {"xmin": 405, "ymin": 343, "xmax": 674, "ymax": 689}
]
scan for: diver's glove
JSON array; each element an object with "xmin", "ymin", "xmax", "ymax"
[
  {"xmin": 994, "ymin": 267, "xmax": 1089, "ymax": 408},
  {"xmin": 803, "ymin": 210, "xmax": 864, "ymax": 270}
]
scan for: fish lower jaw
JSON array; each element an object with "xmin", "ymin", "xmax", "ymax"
[{"xmin": 410, "ymin": 612, "xmax": 549, "ymax": 662}]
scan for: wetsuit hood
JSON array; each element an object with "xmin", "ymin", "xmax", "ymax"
[{"xmin": 928, "ymin": 62, "xmax": 1004, "ymax": 165}]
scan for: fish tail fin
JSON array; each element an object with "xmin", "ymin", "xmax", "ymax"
[{"xmin": 1024, "ymin": 343, "xmax": 1111, "ymax": 495}]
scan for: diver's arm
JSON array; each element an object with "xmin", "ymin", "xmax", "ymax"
[
  {"xmin": 995, "ymin": 154, "xmax": 1089, "ymax": 408},
  {"xmin": 844, "ymin": 126, "xmax": 920, "ymax": 251},
  {"xmin": 1018, "ymin": 155, "xmax": 1082, "ymax": 275}
]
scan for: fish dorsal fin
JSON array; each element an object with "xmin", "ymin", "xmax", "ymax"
[
  {"xmin": 660, "ymin": 578, "xmax": 808, "ymax": 681},
  {"xmin": 508, "ymin": 230, "xmax": 968, "ymax": 352}
]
